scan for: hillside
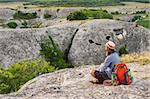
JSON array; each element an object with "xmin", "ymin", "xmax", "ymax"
[{"xmin": 0, "ymin": 0, "xmax": 149, "ymax": 7}]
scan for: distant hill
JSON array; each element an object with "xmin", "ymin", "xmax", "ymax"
[
  {"xmin": 0, "ymin": 0, "xmax": 149, "ymax": 7},
  {"xmin": 121, "ymin": 0, "xmax": 150, "ymax": 3}
]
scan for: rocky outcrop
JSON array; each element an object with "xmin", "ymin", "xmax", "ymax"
[
  {"xmin": 0, "ymin": 63, "xmax": 150, "ymax": 99},
  {"xmin": 0, "ymin": 22, "xmax": 80, "ymax": 68},
  {"xmin": 0, "ymin": 19, "xmax": 150, "ymax": 68},
  {"xmin": 0, "ymin": 9, "xmax": 15, "ymax": 20},
  {"xmin": 46, "ymin": 22, "xmax": 80, "ymax": 57},
  {"xmin": 68, "ymin": 19, "xmax": 150, "ymax": 66},
  {"xmin": 20, "ymin": 8, "xmax": 79, "ymax": 19},
  {"xmin": 57, "ymin": 8, "xmax": 80, "ymax": 18},
  {"xmin": 117, "ymin": 15, "xmax": 134, "ymax": 22},
  {"xmin": 0, "ymin": 28, "xmax": 48, "ymax": 69},
  {"xmin": 107, "ymin": 8, "xmax": 150, "ymax": 14}
]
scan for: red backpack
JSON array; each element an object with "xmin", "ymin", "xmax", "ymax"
[{"xmin": 111, "ymin": 64, "xmax": 133, "ymax": 85}]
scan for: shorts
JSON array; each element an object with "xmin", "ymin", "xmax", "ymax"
[{"xmin": 94, "ymin": 70, "xmax": 109, "ymax": 83}]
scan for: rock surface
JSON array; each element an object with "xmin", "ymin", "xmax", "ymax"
[
  {"xmin": 46, "ymin": 22, "xmax": 80, "ymax": 53},
  {"xmin": 0, "ymin": 28, "xmax": 48, "ymax": 69},
  {"xmin": 0, "ymin": 9, "xmax": 15, "ymax": 20},
  {"xmin": 0, "ymin": 22, "xmax": 80, "ymax": 68},
  {"xmin": 0, "ymin": 63, "xmax": 150, "ymax": 99},
  {"xmin": 0, "ymin": 19, "xmax": 150, "ymax": 68},
  {"xmin": 68, "ymin": 19, "xmax": 150, "ymax": 66}
]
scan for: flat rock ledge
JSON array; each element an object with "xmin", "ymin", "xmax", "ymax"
[{"xmin": 0, "ymin": 63, "xmax": 150, "ymax": 99}]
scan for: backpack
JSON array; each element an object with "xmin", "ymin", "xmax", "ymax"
[{"xmin": 111, "ymin": 64, "xmax": 133, "ymax": 86}]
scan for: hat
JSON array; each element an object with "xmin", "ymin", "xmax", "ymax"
[{"xmin": 105, "ymin": 41, "xmax": 116, "ymax": 49}]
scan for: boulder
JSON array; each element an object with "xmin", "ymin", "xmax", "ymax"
[
  {"xmin": 0, "ymin": 9, "xmax": 15, "ymax": 20},
  {"xmin": 68, "ymin": 19, "xmax": 150, "ymax": 66},
  {"xmin": 0, "ymin": 19, "xmax": 150, "ymax": 68},
  {"xmin": 0, "ymin": 22, "xmax": 80, "ymax": 68},
  {"xmin": 46, "ymin": 22, "xmax": 80, "ymax": 56},
  {"xmin": 0, "ymin": 28, "xmax": 48, "ymax": 69},
  {"xmin": 0, "ymin": 63, "xmax": 149, "ymax": 99}
]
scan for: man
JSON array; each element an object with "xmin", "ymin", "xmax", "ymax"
[{"xmin": 90, "ymin": 41, "xmax": 120, "ymax": 84}]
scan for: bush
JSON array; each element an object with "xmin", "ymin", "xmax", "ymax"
[
  {"xmin": 67, "ymin": 9, "xmax": 113, "ymax": 21},
  {"xmin": 7, "ymin": 22, "xmax": 18, "ymax": 29},
  {"xmin": 0, "ymin": 59, "xmax": 55, "ymax": 94},
  {"xmin": 13, "ymin": 11, "xmax": 37, "ymax": 20},
  {"xmin": 111, "ymin": 11, "xmax": 121, "ymax": 15},
  {"xmin": 119, "ymin": 44, "xmax": 128, "ymax": 56},
  {"xmin": 44, "ymin": 13, "xmax": 52, "ymax": 19},
  {"xmin": 132, "ymin": 15, "xmax": 141, "ymax": 22},
  {"xmin": 40, "ymin": 36, "xmax": 69, "ymax": 69},
  {"xmin": 67, "ymin": 11, "xmax": 88, "ymax": 21},
  {"xmin": 135, "ymin": 10, "xmax": 146, "ymax": 14}
]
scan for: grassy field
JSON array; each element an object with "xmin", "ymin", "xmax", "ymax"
[
  {"xmin": 121, "ymin": 52, "xmax": 150, "ymax": 65},
  {"xmin": 137, "ymin": 16, "xmax": 150, "ymax": 29},
  {"xmin": 26, "ymin": 0, "xmax": 121, "ymax": 7},
  {"xmin": 100, "ymin": 2, "xmax": 149, "ymax": 11},
  {"xmin": 0, "ymin": 2, "xmax": 25, "ymax": 9},
  {"xmin": 0, "ymin": 1, "xmax": 149, "ymax": 10}
]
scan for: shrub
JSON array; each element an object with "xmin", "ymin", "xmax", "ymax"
[
  {"xmin": 67, "ymin": 9, "xmax": 113, "ymax": 21},
  {"xmin": 13, "ymin": 11, "xmax": 37, "ymax": 20},
  {"xmin": 44, "ymin": 13, "xmax": 52, "ymax": 19},
  {"xmin": 111, "ymin": 11, "xmax": 121, "ymax": 15},
  {"xmin": 119, "ymin": 44, "xmax": 128, "ymax": 56},
  {"xmin": 0, "ymin": 59, "xmax": 55, "ymax": 94},
  {"xmin": 135, "ymin": 10, "xmax": 146, "ymax": 14},
  {"xmin": 7, "ymin": 22, "xmax": 18, "ymax": 29},
  {"xmin": 132, "ymin": 15, "xmax": 141, "ymax": 22},
  {"xmin": 67, "ymin": 11, "xmax": 88, "ymax": 21},
  {"xmin": 40, "ymin": 36, "xmax": 69, "ymax": 69}
]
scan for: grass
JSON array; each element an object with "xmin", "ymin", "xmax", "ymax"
[
  {"xmin": 136, "ymin": 16, "xmax": 150, "ymax": 29},
  {"xmin": 27, "ymin": 0, "xmax": 121, "ymax": 7},
  {"xmin": 101, "ymin": 2, "xmax": 150, "ymax": 11},
  {"xmin": 120, "ymin": 52, "xmax": 150, "ymax": 65}
]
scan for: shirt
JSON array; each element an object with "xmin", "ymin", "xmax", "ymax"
[{"xmin": 98, "ymin": 52, "xmax": 120, "ymax": 79}]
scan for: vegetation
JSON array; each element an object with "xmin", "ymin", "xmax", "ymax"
[
  {"xmin": 21, "ymin": 20, "xmax": 29, "ymax": 28},
  {"xmin": 31, "ymin": 22, "xmax": 43, "ymax": 28},
  {"xmin": 0, "ymin": 36, "xmax": 71, "ymax": 94},
  {"xmin": 119, "ymin": 44, "xmax": 128, "ymax": 56},
  {"xmin": 44, "ymin": 13, "xmax": 52, "ymax": 19},
  {"xmin": 0, "ymin": 59, "xmax": 56, "ymax": 94},
  {"xmin": 121, "ymin": 0, "xmax": 150, "ymax": 3},
  {"xmin": 136, "ymin": 16, "xmax": 150, "ymax": 29},
  {"xmin": 67, "ymin": 11, "xmax": 88, "ymax": 21},
  {"xmin": 132, "ymin": 15, "xmax": 142, "ymax": 22},
  {"xmin": 67, "ymin": 9, "xmax": 113, "ymax": 21},
  {"xmin": 40, "ymin": 36, "xmax": 70, "ymax": 69},
  {"xmin": 120, "ymin": 52, "xmax": 150, "ymax": 65},
  {"xmin": 111, "ymin": 11, "xmax": 123, "ymax": 15},
  {"xmin": 134, "ymin": 10, "xmax": 146, "ymax": 14},
  {"xmin": 0, "ymin": 0, "xmax": 149, "ymax": 6},
  {"xmin": 27, "ymin": 0, "xmax": 121, "ymax": 7},
  {"xmin": 7, "ymin": 21, "xmax": 18, "ymax": 29},
  {"xmin": 13, "ymin": 11, "xmax": 37, "ymax": 20}
]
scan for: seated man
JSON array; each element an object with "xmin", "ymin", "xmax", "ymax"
[{"xmin": 90, "ymin": 41, "xmax": 120, "ymax": 84}]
